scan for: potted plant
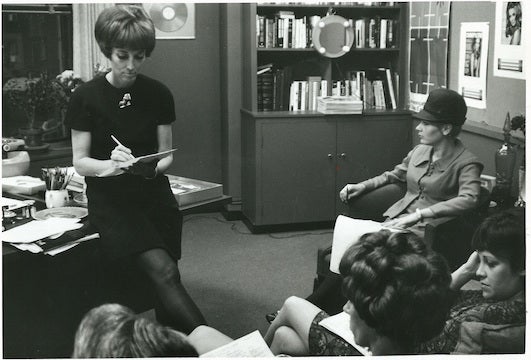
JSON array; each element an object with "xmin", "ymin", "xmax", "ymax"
[
  {"xmin": 42, "ymin": 70, "xmax": 84, "ymax": 141},
  {"xmin": 3, "ymin": 73, "xmax": 64, "ymax": 148}
]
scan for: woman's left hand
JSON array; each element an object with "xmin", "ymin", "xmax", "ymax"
[
  {"xmin": 125, "ymin": 160, "xmax": 158, "ymax": 178},
  {"xmin": 383, "ymin": 213, "xmax": 419, "ymax": 230}
]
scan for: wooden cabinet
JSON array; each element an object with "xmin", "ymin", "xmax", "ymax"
[{"xmin": 242, "ymin": 110, "xmax": 412, "ymax": 230}]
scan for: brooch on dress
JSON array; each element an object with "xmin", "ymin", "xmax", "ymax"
[{"xmin": 118, "ymin": 93, "xmax": 132, "ymax": 109}]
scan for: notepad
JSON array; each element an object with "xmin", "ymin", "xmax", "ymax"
[
  {"xmin": 318, "ymin": 312, "xmax": 371, "ymax": 355},
  {"xmin": 200, "ymin": 330, "xmax": 273, "ymax": 357},
  {"xmin": 98, "ymin": 148, "xmax": 178, "ymax": 177}
]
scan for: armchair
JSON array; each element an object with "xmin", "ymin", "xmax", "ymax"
[{"xmin": 315, "ymin": 183, "xmax": 490, "ymax": 293}]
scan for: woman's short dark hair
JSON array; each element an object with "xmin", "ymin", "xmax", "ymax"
[
  {"xmin": 471, "ymin": 208, "xmax": 525, "ymax": 273},
  {"xmin": 339, "ymin": 230, "xmax": 452, "ymax": 352},
  {"xmin": 72, "ymin": 303, "xmax": 198, "ymax": 357},
  {"xmin": 95, "ymin": 5, "xmax": 156, "ymax": 58}
]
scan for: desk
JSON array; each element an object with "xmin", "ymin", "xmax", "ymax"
[{"xmin": 2, "ymin": 191, "xmax": 231, "ymax": 358}]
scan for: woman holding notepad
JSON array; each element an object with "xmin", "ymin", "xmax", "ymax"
[{"xmin": 66, "ymin": 5, "xmax": 206, "ymax": 333}]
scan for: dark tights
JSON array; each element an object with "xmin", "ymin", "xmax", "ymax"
[
  {"xmin": 305, "ymin": 273, "xmax": 345, "ymax": 315},
  {"xmin": 136, "ymin": 248, "xmax": 206, "ymax": 334}
]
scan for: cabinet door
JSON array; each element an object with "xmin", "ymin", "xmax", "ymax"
[
  {"xmin": 335, "ymin": 114, "xmax": 412, "ymax": 215},
  {"xmin": 259, "ymin": 118, "xmax": 336, "ymax": 224}
]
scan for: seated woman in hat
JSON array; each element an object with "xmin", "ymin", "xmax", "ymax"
[
  {"xmin": 339, "ymin": 88, "xmax": 483, "ymax": 237},
  {"xmin": 266, "ymin": 88, "xmax": 484, "ymax": 323}
]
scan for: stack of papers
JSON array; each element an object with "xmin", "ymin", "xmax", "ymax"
[
  {"xmin": 317, "ymin": 96, "xmax": 363, "ymax": 114},
  {"xmin": 1, "ymin": 218, "xmax": 98, "ymax": 255},
  {"xmin": 2, "ymin": 176, "xmax": 46, "ymax": 195}
]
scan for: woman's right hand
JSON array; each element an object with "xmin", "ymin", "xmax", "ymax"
[
  {"xmin": 110, "ymin": 145, "xmax": 135, "ymax": 164},
  {"xmin": 339, "ymin": 183, "xmax": 366, "ymax": 203}
]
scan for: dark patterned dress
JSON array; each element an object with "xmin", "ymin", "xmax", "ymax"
[
  {"xmin": 308, "ymin": 291, "xmax": 525, "ymax": 355},
  {"xmin": 417, "ymin": 290, "xmax": 525, "ymax": 354}
]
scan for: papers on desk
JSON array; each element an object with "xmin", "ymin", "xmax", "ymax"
[
  {"xmin": 2, "ymin": 218, "xmax": 83, "ymax": 244},
  {"xmin": 200, "ymin": 330, "xmax": 273, "ymax": 357},
  {"xmin": 318, "ymin": 312, "xmax": 371, "ymax": 356}
]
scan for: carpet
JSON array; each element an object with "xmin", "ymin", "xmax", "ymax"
[{"xmin": 178, "ymin": 213, "xmax": 333, "ymax": 339}]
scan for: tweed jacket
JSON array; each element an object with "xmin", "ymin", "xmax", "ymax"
[{"xmin": 360, "ymin": 140, "xmax": 483, "ymax": 220}]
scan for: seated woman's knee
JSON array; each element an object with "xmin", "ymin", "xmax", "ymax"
[{"xmin": 282, "ymin": 296, "xmax": 305, "ymax": 315}]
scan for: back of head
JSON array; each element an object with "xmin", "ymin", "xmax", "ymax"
[
  {"xmin": 339, "ymin": 230, "xmax": 452, "ymax": 352},
  {"xmin": 95, "ymin": 5, "xmax": 156, "ymax": 58},
  {"xmin": 472, "ymin": 207, "xmax": 525, "ymax": 272},
  {"xmin": 73, "ymin": 303, "xmax": 198, "ymax": 357}
]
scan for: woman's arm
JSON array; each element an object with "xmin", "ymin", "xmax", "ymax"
[
  {"xmin": 154, "ymin": 124, "xmax": 173, "ymax": 174},
  {"xmin": 511, "ymin": 28, "xmax": 521, "ymax": 45},
  {"xmin": 340, "ymin": 147, "xmax": 413, "ymax": 203},
  {"xmin": 424, "ymin": 163, "xmax": 482, "ymax": 218},
  {"xmin": 450, "ymin": 251, "xmax": 479, "ymax": 291},
  {"xmin": 71, "ymin": 129, "xmax": 127, "ymax": 177}
]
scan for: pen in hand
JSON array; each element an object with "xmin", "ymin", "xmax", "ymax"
[{"xmin": 110, "ymin": 135, "xmax": 134, "ymax": 161}]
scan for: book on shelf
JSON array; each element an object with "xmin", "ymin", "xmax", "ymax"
[{"xmin": 167, "ymin": 175, "xmax": 223, "ymax": 207}]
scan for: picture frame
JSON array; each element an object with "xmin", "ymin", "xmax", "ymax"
[
  {"xmin": 458, "ymin": 22, "xmax": 489, "ymax": 109},
  {"xmin": 143, "ymin": 3, "xmax": 195, "ymax": 40},
  {"xmin": 493, "ymin": 1, "xmax": 525, "ymax": 79}
]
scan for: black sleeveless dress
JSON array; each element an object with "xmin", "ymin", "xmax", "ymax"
[{"xmin": 65, "ymin": 74, "xmax": 182, "ymax": 261}]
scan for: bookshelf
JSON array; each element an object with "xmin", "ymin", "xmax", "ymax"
[
  {"xmin": 241, "ymin": 2, "xmax": 412, "ymax": 231},
  {"xmin": 242, "ymin": 2, "xmax": 408, "ymax": 113}
]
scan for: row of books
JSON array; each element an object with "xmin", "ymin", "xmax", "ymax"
[
  {"xmin": 257, "ymin": 66, "xmax": 398, "ymax": 112},
  {"xmin": 257, "ymin": 13, "xmax": 398, "ymax": 49},
  {"xmin": 257, "ymin": 12, "xmax": 319, "ymax": 49}
]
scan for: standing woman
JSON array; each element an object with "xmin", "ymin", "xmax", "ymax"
[{"xmin": 66, "ymin": 5, "xmax": 206, "ymax": 333}]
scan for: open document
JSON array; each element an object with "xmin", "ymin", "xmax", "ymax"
[
  {"xmin": 330, "ymin": 215, "xmax": 402, "ymax": 273},
  {"xmin": 98, "ymin": 148, "xmax": 178, "ymax": 177},
  {"xmin": 318, "ymin": 311, "xmax": 371, "ymax": 355},
  {"xmin": 200, "ymin": 330, "xmax": 273, "ymax": 357}
]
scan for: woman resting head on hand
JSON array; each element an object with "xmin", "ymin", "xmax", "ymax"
[
  {"xmin": 265, "ymin": 230, "xmax": 452, "ymax": 356},
  {"xmin": 419, "ymin": 207, "xmax": 525, "ymax": 354}
]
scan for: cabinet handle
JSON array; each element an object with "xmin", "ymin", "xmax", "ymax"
[
  {"xmin": 327, "ymin": 153, "xmax": 334, "ymax": 159},
  {"xmin": 339, "ymin": 153, "xmax": 347, "ymax": 159}
]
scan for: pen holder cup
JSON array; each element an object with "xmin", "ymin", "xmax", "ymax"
[{"xmin": 45, "ymin": 189, "xmax": 69, "ymax": 209}]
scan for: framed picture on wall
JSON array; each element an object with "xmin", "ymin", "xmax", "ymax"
[
  {"xmin": 493, "ymin": 1, "xmax": 525, "ymax": 79},
  {"xmin": 458, "ymin": 22, "xmax": 489, "ymax": 109},
  {"xmin": 143, "ymin": 3, "xmax": 195, "ymax": 40}
]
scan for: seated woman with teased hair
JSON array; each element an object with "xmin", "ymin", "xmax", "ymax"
[{"xmin": 264, "ymin": 230, "xmax": 452, "ymax": 356}]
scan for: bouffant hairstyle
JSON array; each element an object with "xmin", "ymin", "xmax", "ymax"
[
  {"xmin": 339, "ymin": 230, "xmax": 452, "ymax": 352},
  {"xmin": 72, "ymin": 303, "xmax": 198, "ymax": 357},
  {"xmin": 472, "ymin": 207, "xmax": 525, "ymax": 273},
  {"xmin": 95, "ymin": 5, "xmax": 156, "ymax": 59},
  {"xmin": 505, "ymin": 2, "xmax": 522, "ymax": 36}
]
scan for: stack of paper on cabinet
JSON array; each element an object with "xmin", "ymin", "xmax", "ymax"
[
  {"xmin": 317, "ymin": 96, "xmax": 363, "ymax": 114},
  {"xmin": 167, "ymin": 175, "xmax": 223, "ymax": 207}
]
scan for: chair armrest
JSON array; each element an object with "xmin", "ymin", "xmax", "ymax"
[{"xmin": 348, "ymin": 182, "xmax": 406, "ymax": 222}]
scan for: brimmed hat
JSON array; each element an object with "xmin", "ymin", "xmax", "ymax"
[{"xmin": 413, "ymin": 88, "xmax": 467, "ymax": 126}]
